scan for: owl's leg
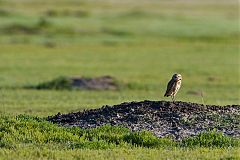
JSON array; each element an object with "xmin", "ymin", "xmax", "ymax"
[{"xmin": 171, "ymin": 95, "xmax": 174, "ymax": 102}]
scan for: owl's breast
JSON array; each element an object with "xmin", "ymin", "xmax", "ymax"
[{"xmin": 176, "ymin": 80, "xmax": 181, "ymax": 90}]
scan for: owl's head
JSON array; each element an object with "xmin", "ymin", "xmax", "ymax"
[{"xmin": 172, "ymin": 73, "xmax": 182, "ymax": 81}]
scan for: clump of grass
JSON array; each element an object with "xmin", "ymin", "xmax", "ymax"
[
  {"xmin": 28, "ymin": 77, "xmax": 72, "ymax": 90},
  {"xmin": 181, "ymin": 130, "xmax": 240, "ymax": 148},
  {"xmin": 123, "ymin": 131, "xmax": 175, "ymax": 148}
]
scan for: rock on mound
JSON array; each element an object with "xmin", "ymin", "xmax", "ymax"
[
  {"xmin": 30, "ymin": 75, "xmax": 118, "ymax": 90},
  {"xmin": 48, "ymin": 101, "xmax": 240, "ymax": 140}
]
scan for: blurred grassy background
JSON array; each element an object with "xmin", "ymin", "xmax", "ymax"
[{"xmin": 0, "ymin": 0, "xmax": 239, "ymax": 116}]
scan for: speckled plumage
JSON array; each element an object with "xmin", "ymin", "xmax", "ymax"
[{"xmin": 164, "ymin": 74, "xmax": 182, "ymax": 101}]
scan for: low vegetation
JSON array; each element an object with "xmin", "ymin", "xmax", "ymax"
[
  {"xmin": 0, "ymin": 115, "xmax": 239, "ymax": 150},
  {"xmin": 26, "ymin": 76, "xmax": 73, "ymax": 90}
]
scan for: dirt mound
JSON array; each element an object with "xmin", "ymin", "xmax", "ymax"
[
  {"xmin": 48, "ymin": 101, "xmax": 240, "ymax": 140},
  {"xmin": 71, "ymin": 75, "xmax": 117, "ymax": 90},
  {"xmin": 30, "ymin": 75, "xmax": 118, "ymax": 90}
]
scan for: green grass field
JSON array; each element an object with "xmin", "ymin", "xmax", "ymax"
[{"xmin": 0, "ymin": 0, "xmax": 239, "ymax": 159}]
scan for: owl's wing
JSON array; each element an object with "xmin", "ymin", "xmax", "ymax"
[{"xmin": 164, "ymin": 79, "xmax": 175, "ymax": 97}]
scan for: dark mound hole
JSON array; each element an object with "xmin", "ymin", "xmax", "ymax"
[
  {"xmin": 26, "ymin": 75, "xmax": 119, "ymax": 90},
  {"xmin": 48, "ymin": 100, "xmax": 240, "ymax": 140}
]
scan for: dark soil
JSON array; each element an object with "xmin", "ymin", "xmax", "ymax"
[{"xmin": 48, "ymin": 100, "xmax": 240, "ymax": 140}]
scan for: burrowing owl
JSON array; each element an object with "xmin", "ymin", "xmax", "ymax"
[{"xmin": 164, "ymin": 73, "xmax": 182, "ymax": 101}]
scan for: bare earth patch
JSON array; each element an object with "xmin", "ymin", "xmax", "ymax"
[{"xmin": 48, "ymin": 100, "xmax": 240, "ymax": 140}]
